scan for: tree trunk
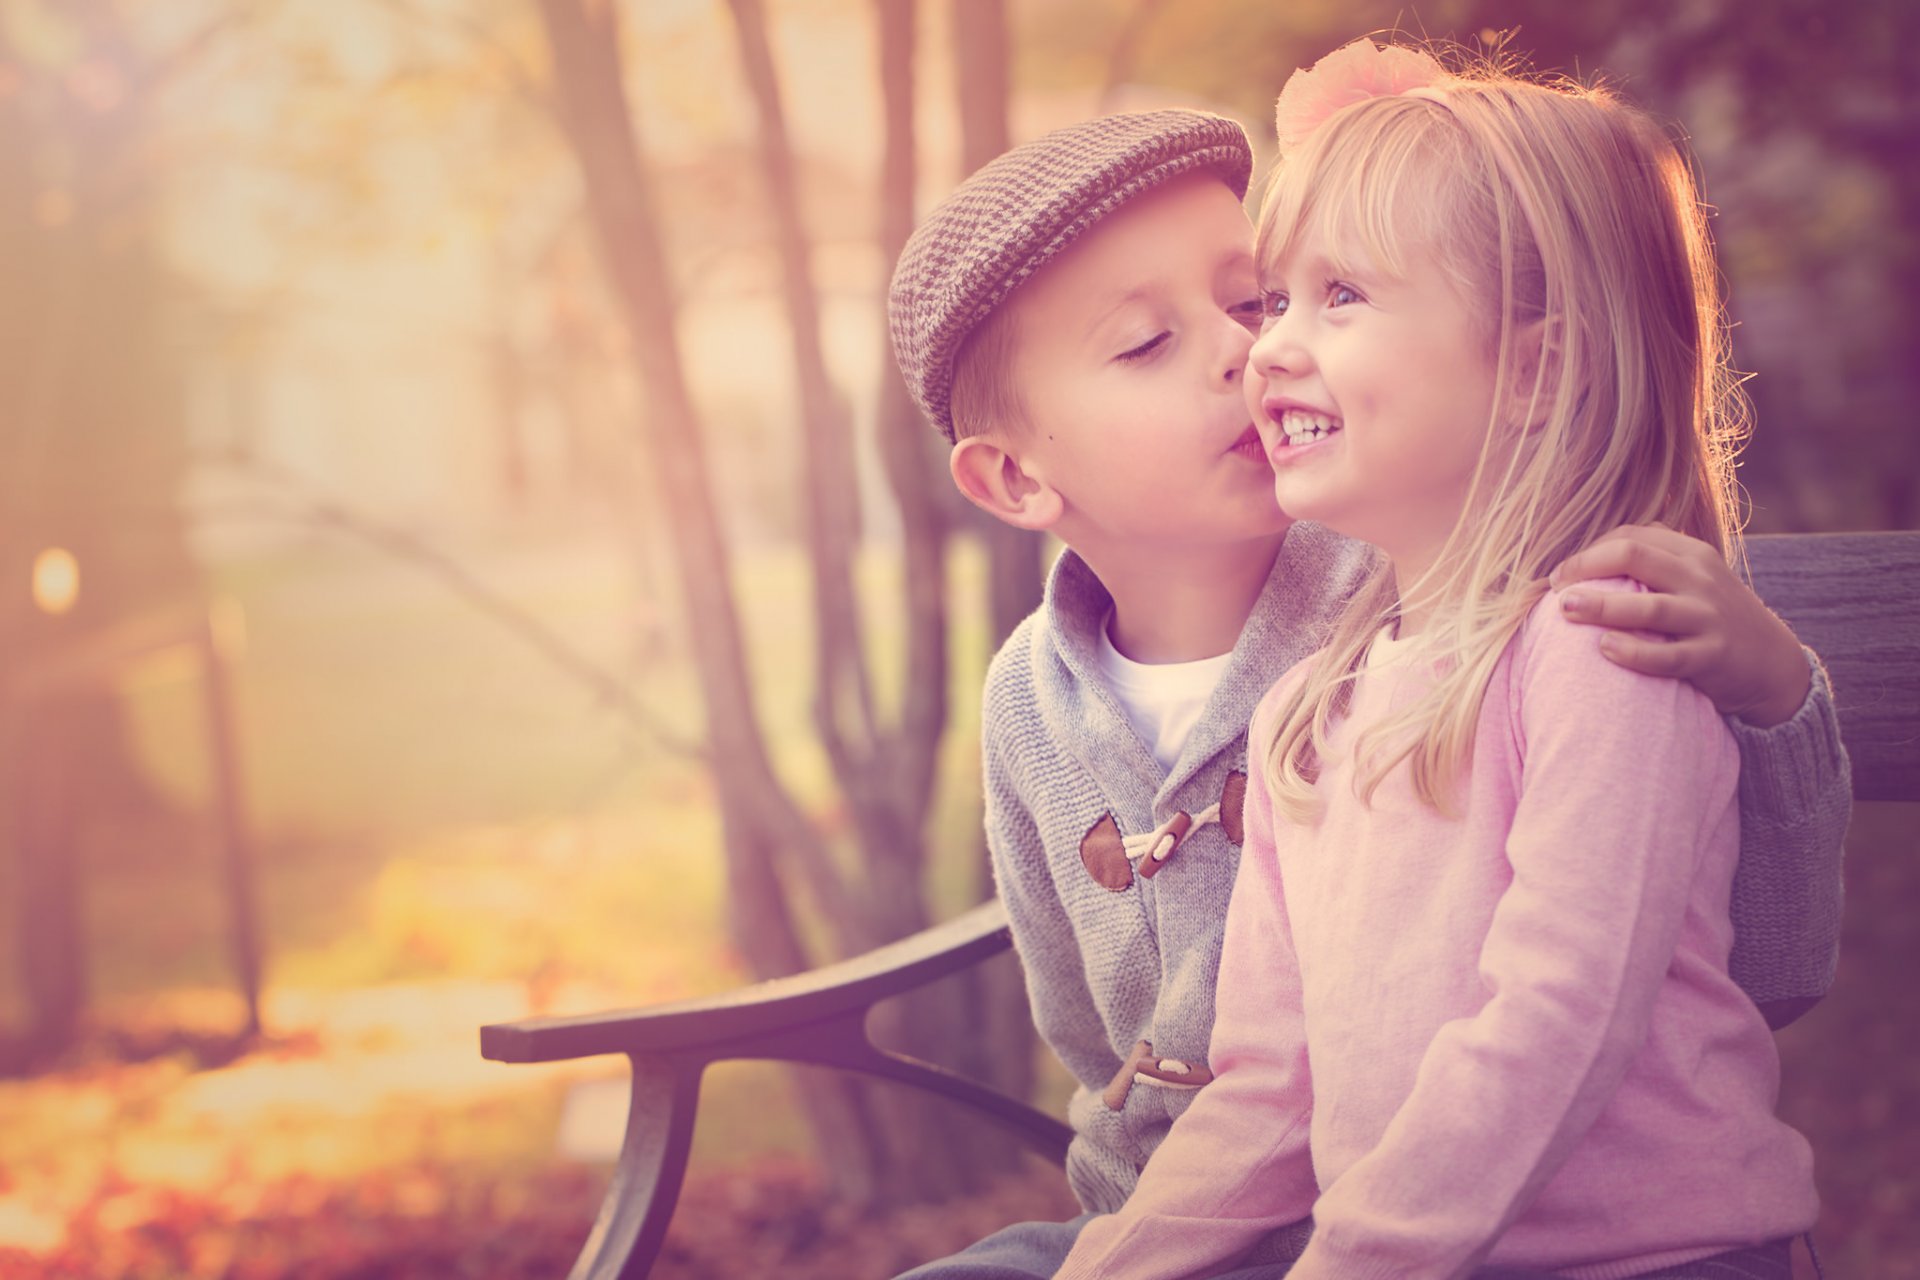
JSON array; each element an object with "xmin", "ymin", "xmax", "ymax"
[
  {"xmin": 9, "ymin": 702, "xmax": 85, "ymax": 1059},
  {"xmin": 720, "ymin": 0, "xmax": 894, "ymax": 930},
  {"xmin": 952, "ymin": 0, "xmax": 1042, "ymax": 1119},
  {"xmin": 532, "ymin": 0, "xmax": 896, "ymax": 1208},
  {"xmin": 0, "ymin": 8, "xmax": 209, "ymax": 1057},
  {"xmin": 863, "ymin": 0, "xmax": 1036, "ymax": 1196},
  {"xmin": 724, "ymin": 0, "xmax": 1036, "ymax": 1202}
]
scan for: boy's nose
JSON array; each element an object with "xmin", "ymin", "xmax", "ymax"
[{"xmin": 1221, "ymin": 313, "xmax": 1256, "ymax": 385}]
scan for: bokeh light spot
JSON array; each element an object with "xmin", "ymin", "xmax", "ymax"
[{"xmin": 31, "ymin": 546, "xmax": 81, "ymax": 616}]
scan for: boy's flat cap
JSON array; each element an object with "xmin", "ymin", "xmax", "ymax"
[{"xmin": 889, "ymin": 109, "xmax": 1254, "ymax": 441}]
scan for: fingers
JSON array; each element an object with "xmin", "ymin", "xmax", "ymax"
[
  {"xmin": 1594, "ymin": 630, "xmax": 1712, "ymax": 678},
  {"xmin": 1550, "ymin": 523, "xmax": 1714, "ymax": 593},
  {"xmin": 1558, "ymin": 587, "xmax": 1717, "ymax": 639}
]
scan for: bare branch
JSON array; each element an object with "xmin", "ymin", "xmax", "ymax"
[
  {"xmin": 194, "ymin": 452, "xmax": 707, "ymax": 762},
  {"xmin": 368, "ymin": 0, "xmax": 553, "ymax": 112},
  {"xmin": 134, "ymin": 7, "xmax": 261, "ymax": 105}
]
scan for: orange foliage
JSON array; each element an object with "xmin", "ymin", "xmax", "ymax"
[{"xmin": 0, "ymin": 1159, "xmax": 1078, "ymax": 1280}]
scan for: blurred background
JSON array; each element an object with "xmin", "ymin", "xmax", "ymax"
[{"xmin": 0, "ymin": 0, "xmax": 1913, "ymax": 1276}]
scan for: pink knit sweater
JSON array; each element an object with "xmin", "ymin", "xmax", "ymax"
[{"xmin": 1056, "ymin": 584, "xmax": 1818, "ymax": 1280}]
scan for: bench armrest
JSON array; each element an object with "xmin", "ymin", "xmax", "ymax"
[
  {"xmin": 480, "ymin": 898, "xmax": 1016, "ymax": 1063},
  {"xmin": 479, "ymin": 898, "xmax": 1070, "ymax": 1280}
]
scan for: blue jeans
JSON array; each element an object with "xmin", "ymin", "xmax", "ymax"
[
  {"xmin": 891, "ymin": 1213, "xmax": 1089, "ymax": 1280},
  {"xmin": 894, "ymin": 1215, "xmax": 1796, "ymax": 1280},
  {"xmin": 1473, "ymin": 1238, "xmax": 1796, "ymax": 1279},
  {"xmin": 892, "ymin": 1213, "xmax": 1308, "ymax": 1279}
]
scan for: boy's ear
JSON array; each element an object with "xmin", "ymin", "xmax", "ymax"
[{"xmin": 950, "ymin": 435, "xmax": 1064, "ymax": 531}]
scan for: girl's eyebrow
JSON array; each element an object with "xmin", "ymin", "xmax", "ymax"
[
  {"xmin": 1261, "ymin": 248, "xmax": 1382, "ymax": 288},
  {"xmin": 1256, "ymin": 252, "xmax": 1320, "ymax": 286}
]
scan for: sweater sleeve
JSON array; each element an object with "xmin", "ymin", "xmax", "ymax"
[
  {"xmin": 1055, "ymin": 692, "xmax": 1320, "ymax": 1280},
  {"xmin": 1289, "ymin": 588, "xmax": 1743, "ymax": 1280},
  {"xmin": 1724, "ymin": 646, "xmax": 1851, "ymax": 1026},
  {"xmin": 981, "ymin": 705, "xmax": 1121, "ymax": 1110}
]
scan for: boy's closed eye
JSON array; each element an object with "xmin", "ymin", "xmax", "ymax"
[
  {"xmin": 1117, "ymin": 299, "xmax": 1265, "ymax": 357},
  {"xmin": 1115, "ymin": 331, "xmax": 1170, "ymax": 363}
]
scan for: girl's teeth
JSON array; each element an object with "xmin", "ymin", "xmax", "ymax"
[{"xmin": 1278, "ymin": 409, "xmax": 1342, "ymax": 444}]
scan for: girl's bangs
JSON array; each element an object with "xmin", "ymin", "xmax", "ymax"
[{"xmin": 1257, "ymin": 98, "xmax": 1460, "ymax": 282}]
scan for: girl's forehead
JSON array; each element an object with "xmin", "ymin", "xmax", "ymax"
[
  {"xmin": 1257, "ymin": 228, "xmax": 1390, "ymax": 282},
  {"xmin": 1260, "ymin": 180, "xmax": 1455, "ymax": 286}
]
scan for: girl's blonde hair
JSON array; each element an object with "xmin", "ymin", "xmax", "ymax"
[{"xmin": 1259, "ymin": 49, "xmax": 1748, "ymax": 822}]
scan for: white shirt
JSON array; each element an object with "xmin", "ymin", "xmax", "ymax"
[{"xmin": 1095, "ymin": 617, "xmax": 1236, "ymax": 772}]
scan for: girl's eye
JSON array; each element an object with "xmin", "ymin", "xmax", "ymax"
[
  {"xmin": 1259, "ymin": 289, "xmax": 1289, "ymax": 319},
  {"xmin": 1327, "ymin": 280, "xmax": 1363, "ymax": 307},
  {"xmin": 1115, "ymin": 332, "xmax": 1169, "ymax": 363},
  {"xmin": 1227, "ymin": 298, "xmax": 1264, "ymax": 331}
]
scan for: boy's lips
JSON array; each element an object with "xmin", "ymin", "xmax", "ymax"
[{"xmin": 1228, "ymin": 423, "xmax": 1267, "ymax": 460}]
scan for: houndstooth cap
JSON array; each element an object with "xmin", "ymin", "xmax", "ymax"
[{"xmin": 889, "ymin": 109, "xmax": 1254, "ymax": 442}]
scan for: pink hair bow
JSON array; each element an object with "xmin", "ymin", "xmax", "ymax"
[{"xmin": 1273, "ymin": 38, "xmax": 1448, "ymax": 150}]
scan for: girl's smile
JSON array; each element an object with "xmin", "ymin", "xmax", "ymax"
[{"xmin": 1259, "ymin": 397, "xmax": 1344, "ymax": 466}]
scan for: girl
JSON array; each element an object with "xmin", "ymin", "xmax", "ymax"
[{"xmin": 1054, "ymin": 40, "xmax": 1819, "ymax": 1280}]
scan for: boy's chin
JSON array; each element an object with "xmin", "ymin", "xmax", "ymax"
[{"xmin": 1249, "ymin": 493, "xmax": 1295, "ymax": 536}]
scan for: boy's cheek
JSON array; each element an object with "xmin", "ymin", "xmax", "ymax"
[{"xmin": 1243, "ymin": 381, "xmax": 1269, "ymax": 431}]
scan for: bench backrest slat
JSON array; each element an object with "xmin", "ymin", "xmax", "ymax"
[{"xmin": 1747, "ymin": 531, "xmax": 1920, "ymax": 803}]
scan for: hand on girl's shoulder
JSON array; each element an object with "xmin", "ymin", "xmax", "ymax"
[
  {"xmin": 1528, "ymin": 574, "xmax": 1661, "ymax": 664},
  {"xmin": 1523, "ymin": 576, "xmax": 1729, "ymax": 725},
  {"xmin": 1538, "ymin": 574, "xmax": 1657, "ymax": 638}
]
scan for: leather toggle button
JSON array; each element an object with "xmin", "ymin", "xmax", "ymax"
[
  {"xmin": 1135, "ymin": 811, "xmax": 1192, "ymax": 879},
  {"xmin": 1102, "ymin": 1038, "xmax": 1216, "ymax": 1110}
]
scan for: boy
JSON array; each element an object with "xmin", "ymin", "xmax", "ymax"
[{"xmin": 886, "ymin": 110, "xmax": 1849, "ymax": 1278}]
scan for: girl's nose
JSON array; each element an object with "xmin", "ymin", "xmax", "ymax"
[{"xmin": 1249, "ymin": 315, "xmax": 1309, "ymax": 380}]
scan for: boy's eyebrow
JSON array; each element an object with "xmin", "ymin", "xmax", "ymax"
[
  {"xmin": 1084, "ymin": 248, "xmax": 1260, "ymax": 340},
  {"xmin": 1083, "ymin": 286, "xmax": 1155, "ymax": 342},
  {"xmin": 1217, "ymin": 246, "xmax": 1257, "ymax": 276}
]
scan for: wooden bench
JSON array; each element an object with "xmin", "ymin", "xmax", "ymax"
[{"xmin": 480, "ymin": 529, "xmax": 1920, "ymax": 1280}]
